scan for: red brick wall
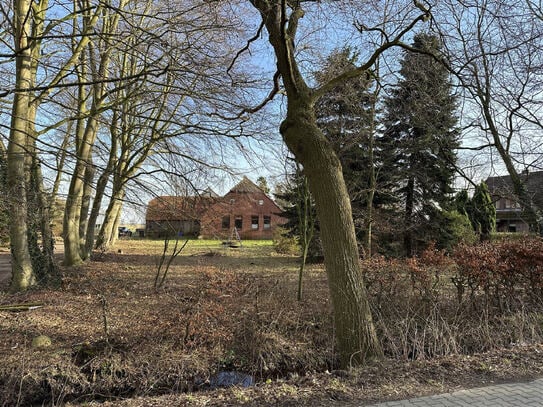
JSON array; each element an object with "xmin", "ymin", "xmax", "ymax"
[{"xmin": 200, "ymin": 191, "xmax": 285, "ymax": 239}]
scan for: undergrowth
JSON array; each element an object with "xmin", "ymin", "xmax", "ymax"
[
  {"xmin": 364, "ymin": 239, "xmax": 543, "ymax": 360},
  {"xmin": 1, "ymin": 238, "xmax": 543, "ymax": 405}
]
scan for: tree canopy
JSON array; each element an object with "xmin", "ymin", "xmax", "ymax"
[{"xmin": 381, "ymin": 33, "xmax": 460, "ymax": 255}]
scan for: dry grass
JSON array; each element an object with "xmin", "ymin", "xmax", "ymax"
[
  {"xmin": 1, "ymin": 239, "xmax": 543, "ymax": 406},
  {"xmin": 0, "ymin": 240, "xmax": 333, "ymax": 405}
]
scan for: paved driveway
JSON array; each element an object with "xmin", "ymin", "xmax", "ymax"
[{"xmin": 366, "ymin": 377, "xmax": 543, "ymax": 406}]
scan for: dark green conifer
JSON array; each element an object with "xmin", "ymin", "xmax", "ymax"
[{"xmin": 381, "ymin": 33, "xmax": 460, "ymax": 255}]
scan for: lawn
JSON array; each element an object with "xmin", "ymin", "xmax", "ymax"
[{"xmin": 1, "ymin": 239, "xmax": 543, "ymax": 406}]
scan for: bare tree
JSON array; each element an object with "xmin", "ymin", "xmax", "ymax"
[
  {"xmin": 237, "ymin": 0, "xmax": 428, "ymax": 367},
  {"xmin": 62, "ymin": 0, "xmax": 132, "ymax": 266},
  {"xmin": 3, "ymin": 0, "xmax": 118, "ymax": 287},
  {"xmin": 7, "ymin": 0, "xmax": 36, "ymax": 290},
  {"xmin": 2, "ymin": 0, "xmax": 275, "ymax": 289},
  {"xmin": 437, "ymin": 0, "xmax": 543, "ymax": 232}
]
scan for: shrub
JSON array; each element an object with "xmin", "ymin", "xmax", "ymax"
[
  {"xmin": 453, "ymin": 238, "xmax": 543, "ymax": 310},
  {"xmin": 272, "ymin": 227, "xmax": 300, "ymax": 255},
  {"xmin": 437, "ymin": 210, "xmax": 478, "ymax": 250},
  {"xmin": 363, "ymin": 241, "xmax": 543, "ymax": 359}
]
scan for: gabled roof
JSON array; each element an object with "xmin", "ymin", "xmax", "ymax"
[
  {"xmin": 201, "ymin": 187, "xmax": 219, "ymax": 198},
  {"xmin": 146, "ymin": 195, "xmax": 216, "ymax": 221},
  {"xmin": 228, "ymin": 176, "xmax": 264, "ymax": 194},
  {"xmin": 486, "ymin": 170, "xmax": 543, "ymax": 208},
  {"xmin": 146, "ymin": 177, "xmax": 276, "ymax": 222}
]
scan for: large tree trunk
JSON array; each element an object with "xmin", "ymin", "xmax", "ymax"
[
  {"xmin": 64, "ymin": 1, "xmax": 124, "ymax": 265},
  {"xmin": 8, "ymin": 0, "xmax": 35, "ymax": 291},
  {"xmin": 282, "ymin": 99, "xmax": 382, "ymax": 366},
  {"xmin": 79, "ymin": 161, "xmax": 95, "ymax": 258},
  {"xmin": 33, "ymin": 158, "xmax": 56, "ymax": 277},
  {"xmin": 250, "ymin": 0, "xmax": 383, "ymax": 367},
  {"xmin": 63, "ymin": 116, "xmax": 99, "ymax": 266},
  {"xmin": 95, "ymin": 189, "xmax": 124, "ymax": 251},
  {"xmin": 84, "ymin": 168, "xmax": 110, "ymax": 258},
  {"xmin": 63, "ymin": 54, "xmax": 89, "ymax": 266}
]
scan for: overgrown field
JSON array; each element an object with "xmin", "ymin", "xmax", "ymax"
[{"xmin": 2, "ymin": 238, "xmax": 543, "ymax": 406}]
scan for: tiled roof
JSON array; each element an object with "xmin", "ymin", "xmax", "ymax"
[
  {"xmin": 228, "ymin": 176, "xmax": 264, "ymax": 194},
  {"xmin": 146, "ymin": 196, "xmax": 216, "ymax": 221},
  {"xmin": 146, "ymin": 178, "xmax": 270, "ymax": 222},
  {"xmin": 486, "ymin": 170, "xmax": 543, "ymax": 208}
]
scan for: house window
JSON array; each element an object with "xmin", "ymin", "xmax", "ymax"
[
  {"xmin": 263, "ymin": 215, "xmax": 271, "ymax": 229},
  {"xmin": 258, "ymin": 199, "xmax": 264, "ymax": 206},
  {"xmin": 251, "ymin": 215, "xmax": 259, "ymax": 230},
  {"xmin": 230, "ymin": 198, "xmax": 235, "ymax": 204},
  {"xmin": 503, "ymin": 199, "xmax": 521, "ymax": 209},
  {"xmin": 235, "ymin": 215, "xmax": 243, "ymax": 229},
  {"xmin": 222, "ymin": 215, "xmax": 230, "ymax": 229}
]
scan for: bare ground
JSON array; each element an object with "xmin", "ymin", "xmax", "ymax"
[
  {"xmin": 1, "ymin": 240, "xmax": 542, "ymax": 406},
  {"xmin": 91, "ymin": 345, "xmax": 543, "ymax": 406}
]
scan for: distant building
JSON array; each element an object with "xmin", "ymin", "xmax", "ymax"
[
  {"xmin": 486, "ymin": 171, "xmax": 543, "ymax": 233},
  {"xmin": 145, "ymin": 177, "xmax": 285, "ymax": 239}
]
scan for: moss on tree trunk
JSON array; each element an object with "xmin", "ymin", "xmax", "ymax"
[{"xmin": 281, "ymin": 102, "xmax": 382, "ymax": 366}]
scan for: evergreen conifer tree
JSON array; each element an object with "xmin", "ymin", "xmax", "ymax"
[
  {"xmin": 314, "ymin": 48, "xmax": 374, "ymax": 216},
  {"xmin": 381, "ymin": 33, "xmax": 460, "ymax": 255},
  {"xmin": 470, "ymin": 181, "xmax": 496, "ymax": 241},
  {"xmin": 256, "ymin": 176, "xmax": 270, "ymax": 194},
  {"xmin": 314, "ymin": 48, "xmax": 395, "ymax": 250},
  {"xmin": 274, "ymin": 167, "xmax": 321, "ymax": 261}
]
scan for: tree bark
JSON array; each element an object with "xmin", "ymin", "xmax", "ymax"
[
  {"xmin": 34, "ymin": 159, "xmax": 56, "ymax": 274},
  {"xmin": 8, "ymin": 0, "xmax": 36, "ymax": 291},
  {"xmin": 95, "ymin": 189, "xmax": 124, "ymax": 250},
  {"xmin": 84, "ymin": 164, "xmax": 111, "ymax": 258},
  {"xmin": 249, "ymin": 0, "xmax": 384, "ymax": 367},
  {"xmin": 282, "ymin": 100, "xmax": 382, "ymax": 366},
  {"xmin": 79, "ymin": 160, "xmax": 95, "ymax": 258},
  {"xmin": 63, "ymin": 116, "xmax": 98, "ymax": 266},
  {"xmin": 63, "ymin": 0, "xmax": 126, "ymax": 265},
  {"xmin": 62, "ymin": 41, "xmax": 89, "ymax": 266}
]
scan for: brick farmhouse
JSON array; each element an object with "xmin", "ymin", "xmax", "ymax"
[{"xmin": 145, "ymin": 177, "xmax": 285, "ymax": 239}]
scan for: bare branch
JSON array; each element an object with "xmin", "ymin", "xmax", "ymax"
[
  {"xmin": 226, "ymin": 20, "xmax": 265, "ymax": 78},
  {"xmin": 313, "ymin": 10, "xmax": 429, "ymax": 101},
  {"xmin": 212, "ymin": 70, "xmax": 281, "ymax": 121}
]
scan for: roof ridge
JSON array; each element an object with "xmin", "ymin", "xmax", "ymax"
[{"xmin": 228, "ymin": 176, "xmax": 263, "ymax": 194}]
